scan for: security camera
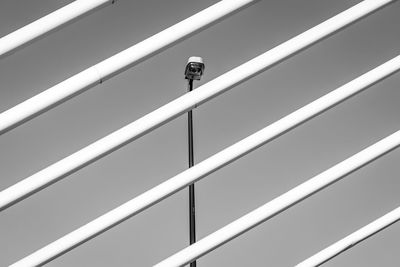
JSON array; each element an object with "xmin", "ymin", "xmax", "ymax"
[{"xmin": 185, "ymin": 56, "xmax": 205, "ymax": 80}]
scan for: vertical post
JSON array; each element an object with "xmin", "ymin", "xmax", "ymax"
[
  {"xmin": 184, "ymin": 56, "xmax": 204, "ymax": 267},
  {"xmin": 187, "ymin": 79, "xmax": 197, "ymax": 267}
]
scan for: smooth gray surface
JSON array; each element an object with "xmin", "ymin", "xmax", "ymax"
[{"xmin": 0, "ymin": 0, "xmax": 399, "ymax": 266}]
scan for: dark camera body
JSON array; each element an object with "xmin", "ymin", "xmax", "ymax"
[{"xmin": 185, "ymin": 57, "xmax": 205, "ymax": 80}]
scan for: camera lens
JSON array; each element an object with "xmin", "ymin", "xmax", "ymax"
[{"xmin": 189, "ymin": 67, "xmax": 198, "ymax": 73}]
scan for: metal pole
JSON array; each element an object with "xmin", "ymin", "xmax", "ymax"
[
  {"xmin": 296, "ymin": 206, "xmax": 400, "ymax": 267},
  {"xmin": 11, "ymin": 54, "xmax": 400, "ymax": 266},
  {"xmin": 155, "ymin": 131, "xmax": 400, "ymax": 267},
  {"xmin": 0, "ymin": 0, "xmax": 114, "ymax": 59},
  {"xmin": 187, "ymin": 79, "xmax": 197, "ymax": 267},
  {"xmin": 184, "ymin": 56, "xmax": 205, "ymax": 267},
  {"xmin": 0, "ymin": 0, "xmax": 393, "ymax": 212},
  {"xmin": 0, "ymin": 0, "xmax": 260, "ymax": 135}
]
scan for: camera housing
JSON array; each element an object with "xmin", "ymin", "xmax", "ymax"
[{"xmin": 185, "ymin": 56, "xmax": 205, "ymax": 80}]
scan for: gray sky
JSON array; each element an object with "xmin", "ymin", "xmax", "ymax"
[{"xmin": 0, "ymin": 0, "xmax": 399, "ymax": 266}]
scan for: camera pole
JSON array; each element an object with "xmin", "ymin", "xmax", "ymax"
[
  {"xmin": 184, "ymin": 57, "xmax": 204, "ymax": 267},
  {"xmin": 187, "ymin": 78, "xmax": 196, "ymax": 267}
]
